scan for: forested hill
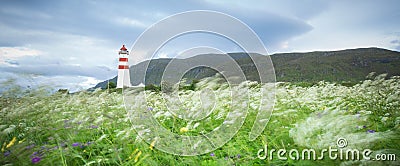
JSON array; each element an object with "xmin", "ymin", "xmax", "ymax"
[{"xmin": 93, "ymin": 47, "xmax": 400, "ymax": 89}]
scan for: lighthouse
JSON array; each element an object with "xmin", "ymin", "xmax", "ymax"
[{"xmin": 117, "ymin": 45, "xmax": 131, "ymax": 88}]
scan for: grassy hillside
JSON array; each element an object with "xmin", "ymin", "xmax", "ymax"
[
  {"xmin": 1, "ymin": 75, "xmax": 399, "ymax": 165},
  {"xmin": 93, "ymin": 47, "xmax": 400, "ymax": 89},
  {"xmin": 272, "ymin": 47, "xmax": 400, "ymax": 82}
]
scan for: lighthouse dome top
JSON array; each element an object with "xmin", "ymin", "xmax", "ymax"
[
  {"xmin": 119, "ymin": 44, "xmax": 129, "ymax": 55},
  {"xmin": 120, "ymin": 45, "xmax": 128, "ymax": 51}
]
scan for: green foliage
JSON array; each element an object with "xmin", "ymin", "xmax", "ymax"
[
  {"xmin": 107, "ymin": 81, "xmax": 116, "ymax": 89},
  {"xmin": 145, "ymin": 84, "xmax": 161, "ymax": 92},
  {"xmin": 179, "ymin": 79, "xmax": 199, "ymax": 91},
  {"xmin": 57, "ymin": 89, "xmax": 69, "ymax": 94},
  {"xmin": 1, "ymin": 74, "xmax": 399, "ymax": 165}
]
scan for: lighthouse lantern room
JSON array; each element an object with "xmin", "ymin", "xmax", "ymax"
[{"xmin": 117, "ymin": 45, "xmax": 131, "ymax": 88}]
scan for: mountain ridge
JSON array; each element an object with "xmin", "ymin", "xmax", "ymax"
[{"xmin": 92, "ymin": 47, "xmax": 400, "ymax": 89}]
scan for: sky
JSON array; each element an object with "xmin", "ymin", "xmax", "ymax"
[{"xmin": 0, "ymin": 0, "xmax": 399, "ymax": 92}]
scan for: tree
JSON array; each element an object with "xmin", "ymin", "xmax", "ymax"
[
  {"xmin": 107, "ymin": 81, "xmax": 116, "ymax": 89},
  {"xmin": 145, "ymin": 84, "xmax": 160, "ymax": 92},
  {"xmin": 57, "ymin": 89, "xmax": 69, "ymax": 94}
]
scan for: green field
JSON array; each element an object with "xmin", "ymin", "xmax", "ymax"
[{"xmin": 1, "ymin": 74, "xmax": 399, "ymax": 165}]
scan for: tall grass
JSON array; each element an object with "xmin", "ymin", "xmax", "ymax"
[{"xmin": 0, "ymin": 74, "xmax": 399, "ymax": 165}]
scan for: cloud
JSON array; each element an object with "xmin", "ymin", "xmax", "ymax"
[
  {"xmin": 0, "ymin": 61, "xmax": 116, "ymax": 80},
  {"xmin": 0, "ymin": 0, "xmax": 316, "ymax": 52},
  {"xmin": 237, "ymin": 12, "xmax": 313, "ymax": 52},
  {"xmin": 116, "ymin": 17, "xmax": 149, "ymax": 28},
  {"xmin": 80, "ymin": 76, "xmax": 102, "ymax": 88},
  {"xmin": 0, "ymin": 51, "xmax": 117, "ymax": 79},
  {"xmin": 4, "ymin": 59, "xmax": 19, "ymax": 66},
  {"xmin": 204, "ymin": 0, "xmax": 329, "ymax": 20},
  {"xmin": 0, "ymin": 33, "xmax": 118, "ymax": 82},
  {"xmin": 0, "ymin": 0, "xmax": 399, "ymax": 91},
  {"xmin": 156, "ymin": 52, "xmax": 169, "ymax": 59},
  {"xmin": 0, "ymin": 47, "xmax": 42, "ymax": 64},
  {"xmin": 0, "ymin": 71, "xmax": 103, "ymax": 93},
  {"xmin": 390, "ymin": 39, "xmax": 400, "ymax": 51},
  {"xmin": 279, "ymin": 0, "xmax": 400, "ymax": 52}
]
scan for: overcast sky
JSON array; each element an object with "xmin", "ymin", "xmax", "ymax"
[{"xmin": 1, "ymin": 0, "xmax": 399, "ymax": 92}]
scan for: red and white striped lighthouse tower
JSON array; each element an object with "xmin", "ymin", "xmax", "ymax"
[{"xmin": 117, "ymin": 45, "xmax": 131, "ymax": 88}]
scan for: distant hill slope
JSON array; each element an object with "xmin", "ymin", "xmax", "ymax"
[{"xmin": 92, "ymin": 47, "xmax": 400, "ymax": 89}]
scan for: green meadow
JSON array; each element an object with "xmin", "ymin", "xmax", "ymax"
[{"xmin": 1, "ymin": 74, "xmax": 399, "ymax": 165}]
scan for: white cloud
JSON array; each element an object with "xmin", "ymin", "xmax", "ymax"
[
  {"xmin": 0, "ymin": 7, "xmax": 52, "ymax": 19},
  {"xmin": 0, "ymin": 72, "xmax": 103, "ymax": 93},
  {"xmin": 0, "ymin": 47, "xmax": 42, "ymax": 65},
  {"xmin": 45, "ymin": 76, "xmax": 103, "ymax": 92},
  {"xmin": 203, "ymin": 0, "xmax": 329, "ymax": 20},
  {"xmin": 78, "ymin": 76, "xmax": 102, "ymax": 90},
  {"xmin": 156, "ymin": 52, "xmax": 169, "ymax": 59},
  {"xmin": 117, "ymin": 17, "xmax": 148, "ymax": 28},
  {"xmin": 0, "ymin": 29, "xmax": 120, "ymax": 91},
  {"xmin": 282, "ymin": 0, "xmax": 400, "ymax": 52},
  {"xmin": 280, "ymin": 41, "xmax": 289, "ymax": 49},
  {"xmin": 1, "ymin": 0, "xmax": 399, "ymax": 92}
]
